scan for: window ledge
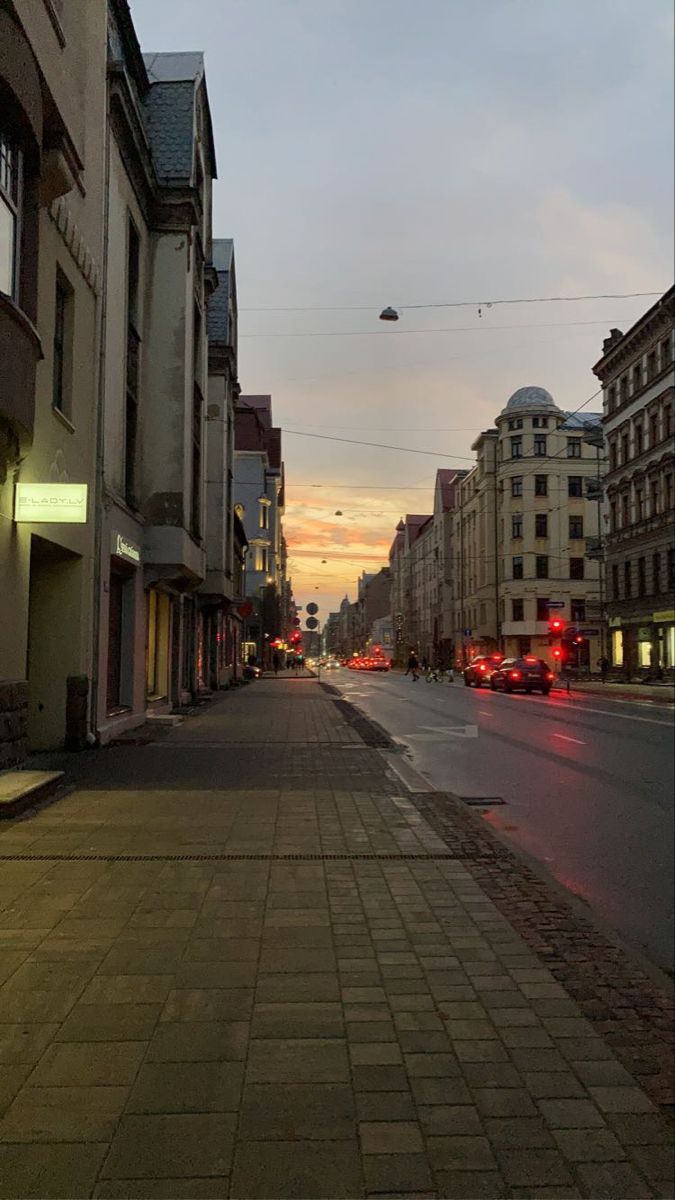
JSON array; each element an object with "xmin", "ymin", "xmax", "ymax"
[{"xmin": 51, "ymin": 405, "xmax": 75, "ymax": 434}]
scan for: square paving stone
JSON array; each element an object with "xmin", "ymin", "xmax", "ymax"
[
  {"xmin": 405, "ymin": 1052, "xmax": 460, "ymax": 1077},
  {"xmin": 461, "ymin": 1063, "xmax": 523, "ymax": 1088},
  {"xmin": 575, "ymin": 1161, "xmax": 652, "ymax": 1199},
  {"xmin": 173, "ymin": 961, "xmax": 257, "ymax": 989},
  {"xmin": 0, "ymin": 1142, "xmax": 107, "ymax": 1199},
  {"xmin": 240, "ymin": 1083, "xmax": 355, "ymax": 1140},
  {"xmin": 538, "ymin": 1098, "xmax": 607, "ymax": 1128},
  {"xmin": 355, "ymin": 1092, "xmax": 417, "ymax": 1122},
  {"xmin": 498, "ymin": 1149, "xmax": 574, "ymax": 1187},
  {"xmin": 588, "ymin": 1086, "xmax": 655, "ymax": 1114},
  {"xmin": 81, "ymin": 975, "xmax": 174, "ymax": 1005},
  {"xmin": 247, "ymin": 1038, "xmax": 350, "ymax": 1083},
  {"xmin": 252, "ymin": 1002, "xmax": 343, "ymax": 1039},
  {"xmin": 352, "ymin": 1063, "xmax": 410, "ymax": 1091},
  {"xmin": 362, "ymin": 1152, "xmax": 433, "ymax": 1194},
  {"xmin": 411, "ymin": 1078, "xmax": 471, "ymax": 1105},
  {"xmin": 570, "ymin": 1059, "xmax": 636, "ymax": 1087},
  {"xmin": 523, "ymin": 1071, "xmax": 586, "ymax": 1099},
  {"xmin": 259, "ymin": 947, "xmax": 337, "ymax": 973},
  {"xmin": 127, "ymin": 1061, "xmax": 243, "ymax": 1113},
  {"xmin": 0, "ymin": 988, "xmax": 82, "ymax": 1022},
  {"xmin": 433, "ymin": 1170, "xmax": 507, "ymax": 1198},
  {"xmin": 0, "ymin": 1065, "xmax": 31, "ymax": 1113},
  {"xmin": 55, "ymin": 1003, "xmax": 162, "ymax": 1043},
  {"xmin": 552, "ymin": 1127, "xmax": 626, "ymax": 1162},
  {"xmin": 30, "ymin": 1041, "xmax": 146, "ymax": 1087},
  {"xmin": 0, "ymin": 1085, "xmax": 128, "ymax": 1142},
  {"xmin": 604, "ymin": 1112, "xmax": 672, "ymax": 1144},
  {"xmin": 350, "ymin": 1043, "xmax": 402, "ymax": 1065},
  {"xmin": 629, "ymin": 1142, "xmax": 675, "ymax": 1184},
  {"xmin": 146, "ymin": 1020, "xmax": 248, "ymax": 1063},
  {"xmin": 484, "ymin": 1116, "xmax": 555, "ymax": 1148},
  {"xmin": 346, "ymin": 1021, "xmax": 396, "ymax": 1043},
  {"xmin": 183, "ymin": 938, "xmax": 259, "ymax": 962},
  {"xmin": 427, "ymin": 1135, "xmax": 497, "ymax": 1171},
  {"xmin": 454, "ymin": 1040, "xmax": 509, "ymax": 1063},
  {"xmin": 360, "ymin": 1120, "xmax": 424, "ymax": 1154},
  {"xmin": 0, "ymin": 1024, "xmax": 60, "ymax": 1066},
  {"xmin": 94, "ymin": 1177, "xmax": 229, "ymax": 1197},
  {"xmin": 97, "ymin": 947, "xmax": 186, "ymax": 975},
  {"xmin": 230, "ymin": 1139, "xmax": 362, "ymax": 1198},
  {"xmin": 473, "ymin": 1088, "xmax": 537, "ymax": 1117},
  {"xmin": 419, "ymin": 1105, "xmax": 483, "ymax": 1136},
  {"xmin": 161, "ymin": 989, "xmax": 253, "ymax": 1022},
  {"xmin": 256, "ymin": 974, "xmax": 339, "ymax": 1002},
  {"xmin": 102, "ymin": 1112, "xmax": 235, "ymax": 1179}
]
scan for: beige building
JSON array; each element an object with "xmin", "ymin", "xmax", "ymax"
[
  {"xmin": 451, "ymin": 433, "xmax": 499, "ymax": 664},
  {"xmin": 594, "ymin": 290, "xmax": 674, "ymax": 674},
  {"xmin": 0, "ymin": 0, "xmax": 106, "ymax": 757}
]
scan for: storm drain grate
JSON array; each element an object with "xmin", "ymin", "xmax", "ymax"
[
  {"xmin": 459, "ymin": 797, "xmax": 506, "ymax": 806},
  {"xmin": 0, "ymin": 851, "xmax": 463, "ymax": 863}
]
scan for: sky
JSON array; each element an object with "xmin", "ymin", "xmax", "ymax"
[{"xmin": 132, "ymin": 0, "xmax": 674, "ymax": 619}]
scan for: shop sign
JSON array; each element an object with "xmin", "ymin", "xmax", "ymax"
[
  {"xmin": 608, "ymin": 617, "xmax": 622, "ymax": 628},
  {"xmin": 653, "ymin": 610, "xmax": 675, "ymax": 623},
  {"xmin": 14, "ymin": 483, "xmax": 88, "ymax": 524},
  {"xmin": 112, "ymin": 532, "xmax": 141, "ymax": 564}
]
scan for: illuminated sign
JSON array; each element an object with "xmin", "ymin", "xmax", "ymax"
[
  {"xmin": 14, "ymin": 483, "xmax": 88, "ymax": 524},
  {"xmin": 112, "ymin": 532, "xmax": 141, "ymax": 564}
]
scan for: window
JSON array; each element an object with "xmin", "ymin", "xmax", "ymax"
[
  {"xmin": 609, "ymin": 441, "xmax": 617, "ymax": 471},
  {"xmin": 666, "ymin": 475, "xmax": 673, "ymax": 510},
  {"xmin": 650, "ymin": 480, "xmax": 659, "ymax": 516},
  {"xmin": 512, "ymin": 556, "xmax": 524, "ymax": 579},
  {"xmin": 259, "ymin": 501, "xmax": 269, "ymax": 531},
  {"xmin": 569, "ymin": 515, "xmax": 584, "ymax": 539},
  {"xmin": 532, "ymin": 416, "xmax": 549, "ymax": 429},
  {"xmin": 0, "ymin": 132, "xmax": 22, "ymax": 299},
  {"xmin": 535, "ymin": 555, "xmax": 549, "ymax": 579},
  {"xmin": 634, "ymin": 424, "xmax": 643, "ymax": 456},
  {"xmin": 510, "ymin": 437, "xmax": 522, "ymax": 459},
  {"xmin": 619, "ymin": 374, "xmax": 628, "ymax": 402},
  {"xmin": 624, "ymin": 560, "xmax": 631, "ymax": 598},
  {"xmin": 190, "ymin": 386, "xmax": 202, "ymax": 538},
  {"xmin": 511, "ymin": 476, "xmax": 523, "ymax": 497},
  {"xmin": 571, "ymin": 599, "xmax": 586, "ymax": 622},
  {"xmin": 653, "ymin": 552, "xmax": 661, "ymax": 594},
  {"xmin": 607, "ymin": 384, "xmax": 616, "ymax": 412},
  {"xmin": 534, "ymin": 434, "xmax": 547, "ymax": 457},
  {"xmin": 536, "ymin": 597, "xmax": 550, "ymax": 621},
  {"xmin": 568, "ymin": 476, "xmax": 582, "ymax": 497},
  {"xmin": 668, "ymin": 548, "xmax": 675, "ymax": 590},
  {"xmin": 633, "ymin": 362, "xmax": 643, "ymax": 391},
  {"xmin": 650, "ymin": 413, "xmax": 659, "ymax": 447},
  {"xmin": 569, "ymin": 557, "xmax": 584, "ymax": 580},
  {"xmin": 566, "ymin": 437, "xmax": 581, "ymax": 458},
  {"xmin": 612, "ymin": 564, "xmax": 619, "ymax": 600},
  {"xmin": 508, "ymin": 417, "xmax": 523, "ymax": 431},
  {"xmin": 612, "ymin": 628, "xmax": 624, "ymax": 666},
  {"xmin": 535, "ymin": 513, "xmax": 548, "ymax": 538},
  {"xmin": 610, "ymin": 500, "xmax": 617, "ymax": 532},
  {"xmin": 621, "ymin": 492, "xmax": 630, "ymax": 526},
  {"xmin": 638, "ymin": 557, "xmax": 646, "ymax": 596},
  {"xmin": 664, "ymin": 405, "xmax": 673, "ymax": 438},
  {"xmin": 52, "ymin": 271, "xmax": 73, "ymax": 417},
  {"xmin": 512, "ymin": 514, "xmax": 523, "ymax": 539},
  {"xmin": 518, "ymin": 637, "xmax": 531, "ymax": 657},
  {"xmin": 124, "ymin": 221, "xmax": 140, "ymax": 506},
  {"xmin": 534, "ymin": 475, "xmax": 548, "ymax": 497},
  {"xmin": 636, "ymin": 489, "xmax": 644, "ymax": 521},
  {"xmin": 662, "ymin": 337, "xmax": 672, "ymax": 368},
  {"xmin": 647, "ymin": 350, "xmax": 657, "ymax": 380},
  {"xmin": 512, "ymin": 598, "xmax": 524, "ymax": 621}
]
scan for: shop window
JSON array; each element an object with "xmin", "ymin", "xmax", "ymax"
[
  {"xmin": 612, "ymin": 629, "xmax": 623, "ymax": 666},
  {"xmin": 0, "ymin": 132, "xmax": 21, "ymax": 300},
  {"xmin": 571, "ymin": 599, "xmax": 586, "ymax": 622},
  {"xmin": 665, "ymin": 625, "xmax": 675, "ymax": 669},
  {"xmin": 570, "ymin": 558, "xmax": 584, "ymax": 580},
  {"xmin": 569, "ymin": 515, "xmax": 584, "ymax": 539},
  {"xmin": 535, "ymin": 555, "xmax": 549, "ymax": 579},
  {"xmin": 534, "ymin": 475, "xmax": 548, "ymax": 497},
  {"xmin": 567, "ymin": 438, "xmax": 581, "ymax": 458},
  {"xmin": 535, "ymin": 513, "xmax": 548, "ymax": 538},
  {"xmin": 534, "ymin": 434, "xmax": 547, "ymax": 457},
  {"xmin": 638, "ymin": 638, "xmax": 652, "ymax": 668}
]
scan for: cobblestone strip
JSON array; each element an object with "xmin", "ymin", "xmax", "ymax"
[{"xmin": 409, "ymin": 792, "xmax": 675, "ymax": 1122}]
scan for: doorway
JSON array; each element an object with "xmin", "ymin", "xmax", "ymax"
[{"xmin": 26, "ymin": 535, "xmax": 82, "ymax": 750}]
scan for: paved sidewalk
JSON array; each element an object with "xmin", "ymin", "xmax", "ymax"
[{"xmin": 0, "ymin": 680, "xmax": 672, "ymax": 1198}]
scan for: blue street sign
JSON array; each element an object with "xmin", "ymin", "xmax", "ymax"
[
  {"xmin": 463, "ymin": 628, "xmax": 472, "ymax": 637},
  {"xmin": 546, "ymin": 601, "xmax": 565, "ymax": 609}
]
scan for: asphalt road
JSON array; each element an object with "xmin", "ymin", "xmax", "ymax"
[{"xmin": 329, "ymin": 667, "xmax": 675, "ymax": 975}]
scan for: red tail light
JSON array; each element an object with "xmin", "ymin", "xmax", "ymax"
[
  {"xmin": 510, "ymin": 670, "xmax": 521, "ymax": 680},
  {"xmin": 546, "ymin": 672, "xmax": 554, "ymax": 681},
  {"xmin": 478, "ymin": 663, "xmax": 486, "ymax": 672}
]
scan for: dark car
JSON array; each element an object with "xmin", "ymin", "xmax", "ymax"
[
  {"xmin": 490, "ymin": 657, "xmax": 555, "ymax": 695},
  {"xmin": 463, "ymin": 654, "xmax": 503, "ymax": 687}
]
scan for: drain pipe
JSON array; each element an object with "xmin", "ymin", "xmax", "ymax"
[{"xmin": 89, "ymin": 80, "xmax": 112, "ymax": 746}]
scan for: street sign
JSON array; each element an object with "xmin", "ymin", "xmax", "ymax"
[
  {"xmin": 463, "ymin": 628, "xmax": 472, "ymax": 637},
  {"xmin": 546, "ymin": 601, "xmax": 565, "ymax": 609},
  {"xmin": 306, "ymin": 602, "xmax": 319, "ymax": 615},
  {"xmin": 306, "ymin": 617, "xmax": 319, "ymax": 630},
  {"xmin": 580, "ymin": 627, "xmax": 600, "ymax": 636}
]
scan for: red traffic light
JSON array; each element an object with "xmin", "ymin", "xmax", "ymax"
[
  {"xmin": 548, "ymin": 617, "xmax": 565, "ymax": 635},
  {"xmin": 552, "ymin": 647, "xmax": 563, "ymax": 659}
]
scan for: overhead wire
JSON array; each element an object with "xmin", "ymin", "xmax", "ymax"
[{"xmin": 240, "ymin": 289, "xmax": 663, "ymax": 313}]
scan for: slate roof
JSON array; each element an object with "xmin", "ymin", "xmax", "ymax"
[
  {"xmin": 208, "ymin": 238, "xmax": 235, "ymax": 346},
  {"xmin": 560, "ymin": 411, "xmax": 603, "ymax": 430},
  {"xmin": 141, "ymin": 51, "xmax": 217, "ymax": 183}
]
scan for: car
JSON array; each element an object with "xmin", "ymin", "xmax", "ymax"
[
  {"xmin": 362, "ymin": 656, "xmax": 389, "ymax": 672},
  {"xmin": 324, "ymin": 659, "xmax": 340, "ymax": 670},
  {"xmin": 463, "ymin": 654, "xmax": 503, "ymax": 687},
  {"xmin": 490, "ymin": 656, "xmax": 555, "ymax": 695}
]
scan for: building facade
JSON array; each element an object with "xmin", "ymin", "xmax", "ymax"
[
  {"xmin": 594, "ymin": 290, "xmax": 675, "ymax": 675},
  {"xmin": 1, "ymin": 0, "xmax": 106, "ymax": 758},
  {"xmin": 451, "ymin": 432, "xmax": 499, "ymax": 665}
]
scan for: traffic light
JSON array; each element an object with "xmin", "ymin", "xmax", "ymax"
[
  {"xmin": 548, "ymin": 617, "xmax": 565, "ymax": 636},
  {"xmin": 552, "ymin": 646, "xmax": 563, "ymax": 661}
]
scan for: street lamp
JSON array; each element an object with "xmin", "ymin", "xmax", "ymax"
[{"xmin": 379, "ymin": 306, "xmax": 399, "ymax": 322}]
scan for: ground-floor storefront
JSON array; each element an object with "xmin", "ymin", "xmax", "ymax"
[{"xmin": 610, "ymin": 609, "xmax": 675, "ymax": 675}]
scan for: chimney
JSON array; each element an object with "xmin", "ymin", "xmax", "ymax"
[{"xmin": 602, "ymin": 328, "xmax": 624, "ymax": 355}]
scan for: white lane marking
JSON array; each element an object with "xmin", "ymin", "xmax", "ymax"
[
  {"xmin": 508, "ymin": 692, "xmax": 673, "ymax": 728},
  {"xmin": 553, "ymin": 733, "xmax": 587, "ymax": 745},
  {"xmin": 421, "ymin": 725, "xmax": 479, "ymax": 739},
  {"xmin": 479, "ymin": 709, "xmax": 493, "ymax": 716},
  {"xmin": 555, "ymin": 703, "xmax": 673, "ymax": 728}
]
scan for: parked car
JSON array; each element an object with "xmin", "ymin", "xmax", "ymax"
[
  {"xmin": 463, "ymin": 654, "xmax": 503, "ymax": 687},
  {"xmin": 490, "ymin": 657, "xmax": 554, "ymax": 695}
]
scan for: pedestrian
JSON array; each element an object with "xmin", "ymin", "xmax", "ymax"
[
  {"xmin": 598, "ymin": 655, "xmax": 610, "ymax": 683},
  {"xmin": 405, "ymin": 650, "xmax": 420, "ymax": 681},
  {"xmin": 272, "ymin": 651, "xmax": 281, "ymax": 677}
]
